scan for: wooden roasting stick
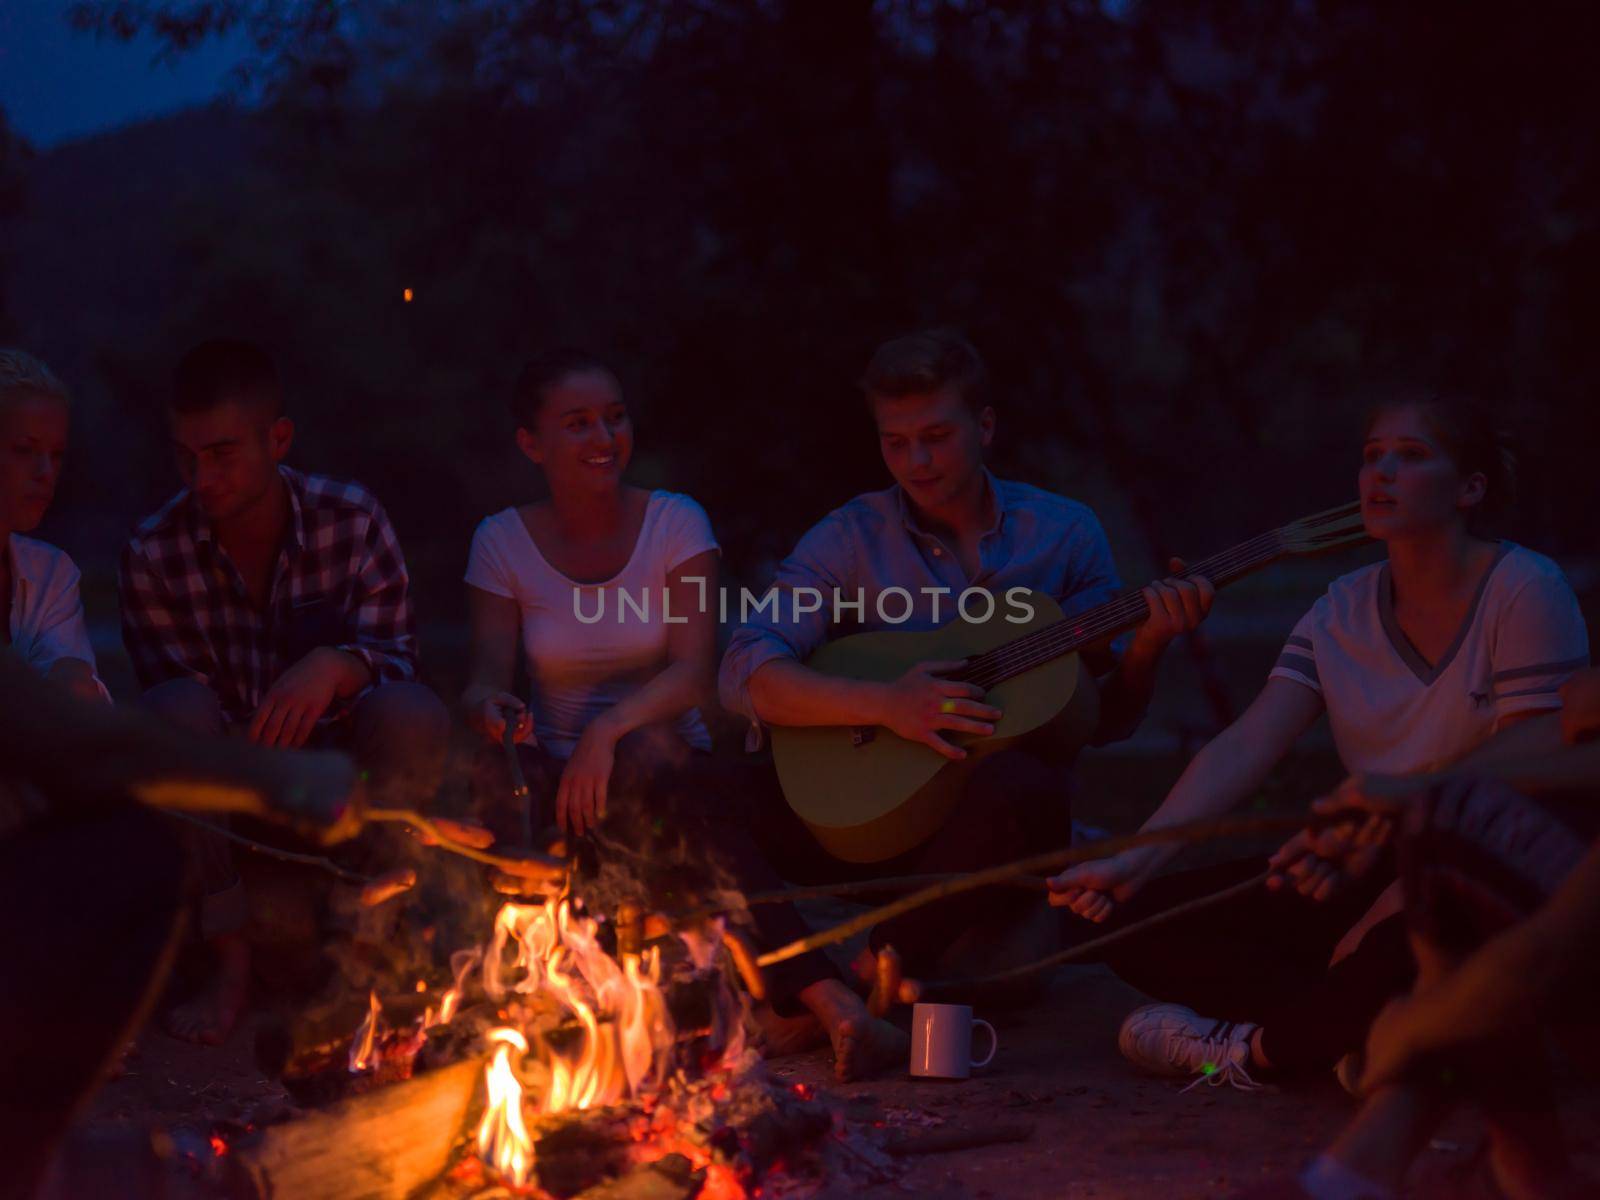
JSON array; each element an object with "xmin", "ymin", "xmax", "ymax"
[
  {"xmin": 366, "ymin": 806, "xmax": 567, "ymax": 885},
  {"xmin": 504, "ymin": 717, "xmax": 535, "ymax": 847},
  {"xmin": 752, "ymin": 808, "xmax": 1366, "ymax": 968},
  {"xmin": 925, "ymin": 870, "xmax": 1271, "ymax": 992}
]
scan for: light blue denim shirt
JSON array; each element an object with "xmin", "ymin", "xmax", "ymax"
[{"xmin": 717, "ymin": 471, "xmax": 1127, "ymax": 736}]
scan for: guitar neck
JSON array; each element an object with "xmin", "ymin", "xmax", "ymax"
[{"xmin": 956, "ymin": 502, "xmax": 1368, "ymax": 690}]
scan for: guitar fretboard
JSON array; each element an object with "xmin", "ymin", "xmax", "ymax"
[{"xmin": 953, "ymin": 503, "xmax": 1366, "ymax": 691}]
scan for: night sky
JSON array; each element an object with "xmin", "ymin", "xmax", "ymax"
[{"xmin": 0, "ymin": 0, "xmax": 249, "ymax": 148}]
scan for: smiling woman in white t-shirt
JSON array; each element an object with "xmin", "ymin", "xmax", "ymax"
[
  {"xmin": 461, "ymin": 350, "xmax": 720, "ymax": 839},
  {"xmin": 1048, "ymin": 395, "xmax": 1589, "ymax": 1091}
]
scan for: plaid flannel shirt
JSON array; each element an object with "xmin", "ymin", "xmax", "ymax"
[{"xmin": 119, "ymin": 466, "xmax": 419, "ymax": 723}]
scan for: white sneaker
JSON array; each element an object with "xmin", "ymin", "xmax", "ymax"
[{"xmin": 1118, "ymin": 1003, "xmax": 1263, "ymax": 1093}]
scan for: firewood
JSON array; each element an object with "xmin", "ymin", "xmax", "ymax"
[
  {"xmin": 231, "ymin": 1057, "xmax": 482, "ymax": 1200},
  {"xmin": 255, "ymin": 991, "xmax": 436, "ymax": 1079},
  {"xmin": 573, "ymin": 1154, "xmax": 702, "ymax": 1200}
]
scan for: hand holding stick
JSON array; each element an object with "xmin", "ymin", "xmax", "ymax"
[
  {"xmin": 503, "ymin": 715, "xmax": 534, "ymax": 848},
  {"xmin": 752, "ymin": 808, "xmax": 1367, "ymax": 968}
]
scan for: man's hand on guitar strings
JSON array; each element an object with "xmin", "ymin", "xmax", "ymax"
[
  {"xmin": 877, "ymin": 658, "xmax": 1001, "ymax": 761},
  {"xmin": 1130, "ymin": 557, "xmax": 1216, "ymax": 656}
]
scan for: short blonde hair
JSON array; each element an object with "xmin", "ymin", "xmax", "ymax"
[{"xmin": 0, "ymin": 349, "xmax": 70, "ymax": 407}]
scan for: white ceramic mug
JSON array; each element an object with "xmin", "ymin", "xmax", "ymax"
[{"xmin": 910, "ymin": 1002, "xmax": 998, "ymax": 1079}]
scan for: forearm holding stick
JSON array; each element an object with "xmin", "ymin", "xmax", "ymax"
[{"xmin": 753, "ymin": 810, "xmax": 1347, "ymax": 968}]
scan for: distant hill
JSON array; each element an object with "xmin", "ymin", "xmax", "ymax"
[
  {"xmin": 0, "ymin": 105, "xmax": 257, "ymax": 566},
  {"xmin": 5, "ymin": 104, "xmax": 255, "ymax": 381}
]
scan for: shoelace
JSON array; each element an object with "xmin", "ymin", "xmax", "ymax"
[
  {"xmin": 1179, "ymin": 1056, "xmax": 1263, "ymax": 1093},
  {"xmin": 1173, "ymin": 1021, "xmax": 1264, "ymax": 1094}
]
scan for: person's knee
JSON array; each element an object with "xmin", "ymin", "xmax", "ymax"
[
  {"xmin": 616, "ymin": 722, "xmax": 690, "ymax": 766},
  {"xmin": 354, "ymin": 682, "xmax": 449, "ymax": 741},
  {"xmin": 612, "ymin": 723, "xmax": 692, "ymax": 790},
  {"xmin": 350, "ymin": 683, "xmax": 450, "ymax": 794},
  {"xmin": 140, "ymin": 678, "xmax": 227, "ymax": 737}
]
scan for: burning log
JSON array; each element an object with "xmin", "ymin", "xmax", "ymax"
[
  {"xmin": 574, "ymin": 1154, "xmax": 701, "ymax": 1200},
  {"xmin": 524, "ymin": 1110, "xmax": 648, "ymax": 1196},
  {"xmin": 231, "ymin": 1057, "xmax": 482, "ymax": 1200},
  {"xmin": 255, "ymin": 989, "xmax": 435, "ymax": 1077}
]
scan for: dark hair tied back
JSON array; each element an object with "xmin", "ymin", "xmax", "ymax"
[{"xmin": 510, "ymin": 348, "xmax": 613, "ymax": 430}]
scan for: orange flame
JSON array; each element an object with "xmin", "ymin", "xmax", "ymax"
[
  {"xmin": 470, "ymin": 898, "xmax": 681, "ymax": 1181},
  {"xmin": 348, "ymin": 989, "xmax": 383, "ymax": 1073},
  {"xmin": 476, "ymin": 1028, "xmax": 532, "ymax": 1184},
  {"xmin": 438, "ymin": 947, "xmax": 481, "ymax": 1026}
]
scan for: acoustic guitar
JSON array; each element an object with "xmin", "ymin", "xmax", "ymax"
[{"xmin": 770, "ymin": 501, "xmax": 1371, "ymax": 863}]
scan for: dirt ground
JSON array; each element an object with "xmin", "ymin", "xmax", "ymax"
[{"xmin": 73, "ymin": 953, "xmax": 1600, "ymax": 1200}]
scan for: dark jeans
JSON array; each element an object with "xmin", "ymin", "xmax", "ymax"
[
  {"xmin": 730, "ymin": 747, "xmax": 1074, "ymax": 1006},
  {"xmin": 142, "ymin": 677, "xmax": 449, "ymax": 938},
  {"xmin": 0, "ymin": 804, "xmax": 187, "ymax": 1200},
  {"xmin": 1072, "ymin": 856, "xmax": 1415, "ymax": 1074}
]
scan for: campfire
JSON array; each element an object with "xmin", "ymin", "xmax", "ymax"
[{"xmin": 229, "ymin": 876, "xmax": 852, "ymax": 1200}]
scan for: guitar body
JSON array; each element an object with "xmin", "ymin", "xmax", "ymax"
[{"xmin": 770, "ymin": 590, "xmax": 1101, "ymax": 863}]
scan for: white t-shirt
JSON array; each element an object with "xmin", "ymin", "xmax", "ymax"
[
  {"xmin": 6, "ymin": 533, "xmax": 109, "ymax": 698},
  {"xmin": 1269, "ymin": 543, "xmax": 1589, "ymax": 776},
  {"xmin": 465, "ymin": 491, "xmax": 719, "ymax": 759}
]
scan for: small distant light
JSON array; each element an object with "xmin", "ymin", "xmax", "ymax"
[
  {"xmin": 416, "ymin": 979, "xmax": 427, "ymax": 992},
  {"xmin": 402, "ymin": 287, "xmax": 414, "ymax": 302}
]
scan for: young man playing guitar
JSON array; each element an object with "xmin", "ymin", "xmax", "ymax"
[{"xmin": 717, "ymin": 329, "xmax": 1214, "ymax": 1023}]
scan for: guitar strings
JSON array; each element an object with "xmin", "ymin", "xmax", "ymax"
[
  {"xmin": 960, "ymin": 517, "xmax": 1363, "ymax": 690},
  {"xmin": 964, "ymin": 536, "xmax": 1282, "ymax": 685},
  {"xmin": 956, "ymin": 509, "xmax": 1365, "ymax": 687},
  {"xmin": 957, "ymin": 534, "xmax": 1287, "ymax": 689},
  {"xmin": 958, "ymin": 533, "xmax": 1280, "ymax": 678}
]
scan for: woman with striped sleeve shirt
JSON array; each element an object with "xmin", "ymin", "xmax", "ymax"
[{"xmin": 1048, "ymin": 395, "xmax": 1588, "ymax": 1092}]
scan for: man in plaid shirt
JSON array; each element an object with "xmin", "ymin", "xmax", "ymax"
[{"xmin": 120, "ymin": 338, "xmax": 448, "ymax": 1044}]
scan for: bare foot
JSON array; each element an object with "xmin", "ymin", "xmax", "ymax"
[
  {"xmin": 752, "ymin": 1003, "xmax": 829, "ymax": 1057},
  {"xmin": 797, "ymin": 978, "xmax": 909, "ymax": 1082},
  {"xmin": 833, "ymin": 1015, "xmax": 910, "ymax": 1082},
  {"xmin": 164, "ymin": 935, "xmax": 250, "ymax": 1046}
]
